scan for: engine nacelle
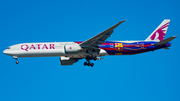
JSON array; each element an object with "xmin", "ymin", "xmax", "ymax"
[
  {"xmin": 60, "ymin": 56, "xmax": 78, "ymax": 65},
  {"xmin": 64, "ymin": 45, "xmax": 82, "ymax": 54}
]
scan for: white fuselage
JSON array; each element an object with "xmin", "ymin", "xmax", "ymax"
[{"xmin": 3, "ymin": 42, "xmax": 108, "ymax": 58}]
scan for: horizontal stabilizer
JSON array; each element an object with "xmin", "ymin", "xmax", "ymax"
[{"xmin": 154, "ymin": 36, "xmax": 177, "ymax": 46}]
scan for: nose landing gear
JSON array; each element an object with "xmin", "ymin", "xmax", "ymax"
[
  {"xmin": 13, "ymin": 56, "xmax": 19, "ymax": 64},
  {"xmin": 16, "ymin": 60, "xmax": 19, "ymax": 64}
]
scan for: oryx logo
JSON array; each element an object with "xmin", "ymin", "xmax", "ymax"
[{"xmin": 150, "ymin": 22, "xmax": 169, "ymax": 41}]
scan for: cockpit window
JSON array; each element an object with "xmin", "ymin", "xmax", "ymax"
[{"xmin": 6, "ymin": 47, "xmax": 10, "ymax": 49}]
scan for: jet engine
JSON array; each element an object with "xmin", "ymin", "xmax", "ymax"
[
  {"xmin": 64, "ymin": 45, "xmax": 82, "ymax": 53},
  {"xmin": 60, "ymin": 56, "xmax": 78, "ymax": 65}
]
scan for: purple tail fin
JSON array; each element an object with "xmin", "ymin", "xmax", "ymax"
[{"xmin": 145, "ymin": 19, "xmax": 170, "ymax": 42}]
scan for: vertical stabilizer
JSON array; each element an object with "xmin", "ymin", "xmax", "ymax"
[{"xmin": 145, "ymin": 19, "xmax": 170, "ymax": 42}]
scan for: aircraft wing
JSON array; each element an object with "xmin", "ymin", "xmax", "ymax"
[{"xmin": 80, "ymin": 20, "xmax": 126, "ymax": 48}]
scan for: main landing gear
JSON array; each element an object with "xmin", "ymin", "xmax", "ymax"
[
  {"xmin": 84, "ymin": 62, "xmax": 94, "ymax": 67},
  {"xmin": 13, "ymin": 56, "xmax": 19, "ymax": 64},
  {"xmin": 84, "ymin": 56, "xmax": 96, "ymax": 67}
]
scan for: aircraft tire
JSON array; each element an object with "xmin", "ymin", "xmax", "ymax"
[
  {"xmin": 16, "ymin": 61, "xmax": 19, "ymax": 64},
  {"xmin": 87, "ymin": 62, "xmax": 90, "ymax": 66},
  {"xmin": 84, "ymin": 62, "xmax": 87, "ymax": 66},
  {"xmin": 91, "ymin": 63, "xmax": 94, "ymax": 67}
]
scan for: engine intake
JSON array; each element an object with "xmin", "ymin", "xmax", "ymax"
[{"xmin": 60, "ymin": 56, "xmax": 78, "ymax": 65}]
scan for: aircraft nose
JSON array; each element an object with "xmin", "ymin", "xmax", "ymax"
[
  {"xmin": 3, "ymin": 49, "xmax": 7, "ymax": 54},
  {"xmin": 3, "ymin": 49, "xmax": 11, "ymax": 55}
]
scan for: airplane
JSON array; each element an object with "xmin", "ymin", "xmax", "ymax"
[{"xmin": 3, "ymin": 19, "xmax": 177, "ymax": 67}]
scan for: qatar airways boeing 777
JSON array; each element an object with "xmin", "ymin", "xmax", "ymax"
[{"xmin": 3, "ymin": 19, "xmax": 177, "ymax": 67}]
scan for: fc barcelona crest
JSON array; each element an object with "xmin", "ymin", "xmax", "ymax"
[{"xmin": 115, "ymin": 43, "xmax": 123, "ymax": 51}]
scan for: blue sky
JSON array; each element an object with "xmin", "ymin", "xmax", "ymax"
[{"xmin": 0, "ymin": 0, "xmax": 180, "ymax": 101}]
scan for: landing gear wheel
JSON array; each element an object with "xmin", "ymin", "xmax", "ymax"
[
  {"xmin": 84, "ymin": 62, "xmax": 94, "ymax": 67},
  {"xmin": 90, "ymin": 63, "xmax": 94, "ymax": 67},
  {"xmin": 84, "ymin": 62, "xmax": 87, "ymax": 66},
  {"xmin": 87, "ymin": 62, "xmax": 90, "ymax": 66},
  {"xmin": 16, "ymin": 61, "xmax": 19, "ymax": 64},
  {"xmin": 93, "ymin": 56, "xmax": 97, "ymax": 61},
  {"xmin": 13, "ymin": 56, "xmax": 19, "ymax": 64}
]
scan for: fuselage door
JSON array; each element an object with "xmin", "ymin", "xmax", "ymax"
[{"xmin": 110, "ymin": 43, "xmax": 114, "ymax": 48}]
